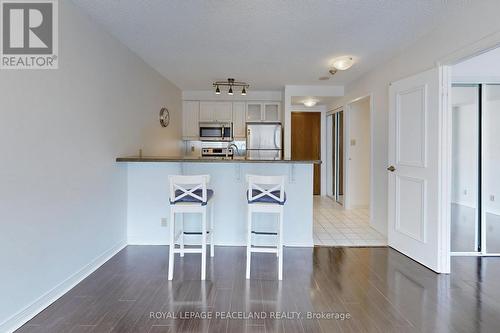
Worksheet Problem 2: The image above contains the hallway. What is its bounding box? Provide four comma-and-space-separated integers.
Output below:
313, 196, 386, 246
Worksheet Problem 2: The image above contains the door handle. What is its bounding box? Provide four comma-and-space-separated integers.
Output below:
387, 165, 396, 172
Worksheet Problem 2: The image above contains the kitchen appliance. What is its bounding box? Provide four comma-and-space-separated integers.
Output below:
201, 147, 233, 157
246, 123, 282, 160
199, 122, 233, 141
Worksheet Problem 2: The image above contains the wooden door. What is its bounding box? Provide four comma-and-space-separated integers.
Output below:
291, 112, 321, 195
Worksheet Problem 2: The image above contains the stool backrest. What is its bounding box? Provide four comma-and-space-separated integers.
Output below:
246, 174, 285, 203
169, 175, 210, 203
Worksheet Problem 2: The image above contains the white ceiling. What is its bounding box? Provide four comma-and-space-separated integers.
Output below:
72, 0, 465, 90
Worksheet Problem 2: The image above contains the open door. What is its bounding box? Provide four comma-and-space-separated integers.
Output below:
388, 67, 450, 273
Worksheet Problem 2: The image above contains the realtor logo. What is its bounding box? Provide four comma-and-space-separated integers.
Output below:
1, 0, 58, 69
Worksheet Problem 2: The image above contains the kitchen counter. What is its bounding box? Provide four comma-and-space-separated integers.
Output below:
121, 156, 314, 247
116, 155, 320, 164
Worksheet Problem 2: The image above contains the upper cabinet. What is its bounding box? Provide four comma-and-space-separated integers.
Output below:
199, 101, 233, 122
232, 102, 246, 139
246, 102, 281, 122
182, 101, 200, 140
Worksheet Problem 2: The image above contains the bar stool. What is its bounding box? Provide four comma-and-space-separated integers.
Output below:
168, 175, 214, 280
245, 174, 286, 280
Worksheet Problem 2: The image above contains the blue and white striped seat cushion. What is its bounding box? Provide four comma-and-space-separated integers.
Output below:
170, 189, 214, 206
247, 189, 286, 205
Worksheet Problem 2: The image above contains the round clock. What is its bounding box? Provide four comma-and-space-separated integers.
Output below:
159, 107, 170, 127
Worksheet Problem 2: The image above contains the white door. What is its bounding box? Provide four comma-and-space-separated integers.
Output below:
388, 67, 450, 273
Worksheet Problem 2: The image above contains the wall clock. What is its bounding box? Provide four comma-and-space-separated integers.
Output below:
159, 107, 170, 127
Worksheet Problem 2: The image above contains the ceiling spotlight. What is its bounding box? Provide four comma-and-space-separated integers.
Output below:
303, 100, 317, 107
213, 78, 249, 95
331, 56, 354, 71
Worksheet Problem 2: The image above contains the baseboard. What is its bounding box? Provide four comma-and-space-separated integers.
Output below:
0, 240, 127, 333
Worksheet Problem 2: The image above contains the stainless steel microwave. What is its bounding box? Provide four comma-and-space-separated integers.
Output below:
199, 122, 233, 141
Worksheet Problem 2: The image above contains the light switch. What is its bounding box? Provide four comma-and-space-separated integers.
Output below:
490, 195, 495, 202
350, 139, 356, 146
161, 218, 168, 227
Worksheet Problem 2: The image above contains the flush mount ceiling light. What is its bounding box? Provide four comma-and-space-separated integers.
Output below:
331, 56, 354, 71
213, 78, 249, 96
319, 56, 355, 80
303, 100, 318, 107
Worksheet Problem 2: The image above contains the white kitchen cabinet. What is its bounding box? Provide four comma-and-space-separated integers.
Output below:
199, 101, 232, 122
246, 102, 281, 122
232, 102, 246, 139
199, 101, 216, 122
182, 101, 200, 139
214, 102, 233, 122
264, 103, 280, 122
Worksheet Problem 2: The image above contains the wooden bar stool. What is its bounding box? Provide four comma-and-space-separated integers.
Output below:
245, 174, 286, 280
168, 175, 214, 280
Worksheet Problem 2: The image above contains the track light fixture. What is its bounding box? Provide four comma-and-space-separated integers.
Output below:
213, 78, 249, 96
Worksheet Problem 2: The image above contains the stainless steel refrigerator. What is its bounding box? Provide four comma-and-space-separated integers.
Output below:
246, 123, 282, 160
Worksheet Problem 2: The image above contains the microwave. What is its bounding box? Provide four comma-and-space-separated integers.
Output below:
199, 122, 233, 141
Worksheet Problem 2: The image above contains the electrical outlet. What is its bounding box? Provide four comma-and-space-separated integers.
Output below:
191, 145, 195, 152
463, 189, 467, 196
490, 195, 495, 202
161, 218, 168, 227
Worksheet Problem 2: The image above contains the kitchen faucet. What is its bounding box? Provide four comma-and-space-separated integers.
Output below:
227, 143, 240, 158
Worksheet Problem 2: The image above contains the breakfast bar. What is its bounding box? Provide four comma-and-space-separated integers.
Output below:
117, 156, 319, 247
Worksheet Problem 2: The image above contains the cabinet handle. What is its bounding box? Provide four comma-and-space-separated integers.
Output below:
387, 165, 396, 172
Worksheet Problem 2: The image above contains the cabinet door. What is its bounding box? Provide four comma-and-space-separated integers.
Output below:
199, 101, 216, 122
264, 103, 280, 122
182, 101, 199, 139
215, 102, 233, 122
232, 102, 246, 138
246, 103, 262, 121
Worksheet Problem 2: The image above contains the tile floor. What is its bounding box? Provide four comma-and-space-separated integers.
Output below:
313, 196, 387, 246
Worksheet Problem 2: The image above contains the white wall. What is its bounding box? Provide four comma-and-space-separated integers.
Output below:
453, 46, 500, 82
0, 1, 182, 331
329, 0, 500, 235
347, 98, 371, 208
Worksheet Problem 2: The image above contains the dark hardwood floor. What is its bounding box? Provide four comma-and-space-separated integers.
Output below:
17, 246, 500, 333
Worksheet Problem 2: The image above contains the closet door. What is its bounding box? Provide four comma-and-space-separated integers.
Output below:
482, 85, 500, 254
450, 85, 480, 253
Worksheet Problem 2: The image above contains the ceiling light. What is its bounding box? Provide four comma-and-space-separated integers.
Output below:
331, 56, 354, 71
213, 78, 249, 96
303, 100, 317, 107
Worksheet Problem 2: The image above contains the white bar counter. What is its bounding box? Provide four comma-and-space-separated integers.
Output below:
117, 156, 318, 247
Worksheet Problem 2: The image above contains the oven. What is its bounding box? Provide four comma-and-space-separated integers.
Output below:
199, 122, 233, 141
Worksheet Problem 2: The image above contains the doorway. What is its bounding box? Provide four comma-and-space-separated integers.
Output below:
327, 110, 344, 204
291, 112, 321, 195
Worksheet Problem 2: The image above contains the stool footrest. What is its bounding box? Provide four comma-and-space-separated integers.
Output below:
249, 246, 279, 253
251, 231, 278, 235
183, 231, 211, 235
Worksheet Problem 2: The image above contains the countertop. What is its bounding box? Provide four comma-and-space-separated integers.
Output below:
116, 156, 321, 164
